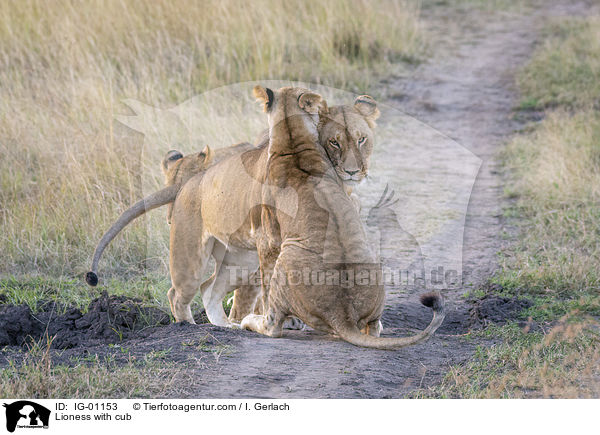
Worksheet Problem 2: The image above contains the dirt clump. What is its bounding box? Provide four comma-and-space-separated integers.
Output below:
0, 292, 171, 349
0, 304, 44, 346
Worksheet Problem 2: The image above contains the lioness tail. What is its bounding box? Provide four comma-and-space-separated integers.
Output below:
335, 291, 445, 350
86, 184, 179, 286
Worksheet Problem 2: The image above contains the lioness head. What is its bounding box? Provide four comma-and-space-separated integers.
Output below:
161, 145, 214, 187
318, 95, 380, 185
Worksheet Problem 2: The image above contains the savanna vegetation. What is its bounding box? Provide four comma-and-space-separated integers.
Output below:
415, 16, 600, 398
0, 0, 424, 398
0, 0, 423, 280
1, 1, 598, 399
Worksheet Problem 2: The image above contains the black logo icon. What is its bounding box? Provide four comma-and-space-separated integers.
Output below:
3, 401, 50, 433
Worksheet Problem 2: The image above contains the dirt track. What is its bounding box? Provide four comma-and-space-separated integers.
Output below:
0, 0, 592, 398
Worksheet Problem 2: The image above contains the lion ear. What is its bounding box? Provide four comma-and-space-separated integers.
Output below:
200, 144, 214, 165
318, 99, 329, 117
298, 92, 323, 114
354, 95, 380, 127
253, 85, 274, 112
162, 149, 183, 174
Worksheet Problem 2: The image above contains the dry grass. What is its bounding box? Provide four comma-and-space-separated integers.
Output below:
0, 336, 178, 398
0, 0, 423, 277
500, 110, 600, 296
518, 17, 600, 109
414, 317, 600, 398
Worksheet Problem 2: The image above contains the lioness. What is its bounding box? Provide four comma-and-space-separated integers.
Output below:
87, 96, 381, 323
169, 85, 444, 349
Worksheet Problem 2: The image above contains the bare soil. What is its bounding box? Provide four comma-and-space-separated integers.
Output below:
0, 0, 592, 398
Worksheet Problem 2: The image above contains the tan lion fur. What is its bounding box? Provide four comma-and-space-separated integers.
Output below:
168, 86, 445, 349
86, 142, 254, 285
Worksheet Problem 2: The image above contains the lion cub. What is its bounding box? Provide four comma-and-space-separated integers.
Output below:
86, 142, 253, 287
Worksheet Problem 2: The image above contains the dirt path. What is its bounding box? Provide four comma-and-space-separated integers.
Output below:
166, 2, 578, 398
2, 0, 592, 398
181, 1, 595, 399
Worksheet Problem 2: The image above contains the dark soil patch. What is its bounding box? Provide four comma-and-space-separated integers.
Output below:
469, 296, 533, 328
0, 292, 171, 349
0, 290, 527, 353
382, 297, 472, 335
381, 294, 533, 336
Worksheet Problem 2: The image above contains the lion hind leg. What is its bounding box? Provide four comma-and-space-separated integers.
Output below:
365, 319, 383, 337
169, 230, 215, 324
168, 282, 198, 324
202, 245, 259, 328
202, 270, 235, 327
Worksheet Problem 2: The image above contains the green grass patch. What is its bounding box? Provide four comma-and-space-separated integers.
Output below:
0, 274, 173, 314
420, 14, 600, 398
498, 110, 600, 301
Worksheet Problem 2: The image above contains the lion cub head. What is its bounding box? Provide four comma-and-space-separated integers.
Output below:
161, 146, 214, 224
318, 95, 380, 185
161, 145, 214, 188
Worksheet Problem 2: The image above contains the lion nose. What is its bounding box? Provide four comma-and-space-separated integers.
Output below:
345, 169, 359, 176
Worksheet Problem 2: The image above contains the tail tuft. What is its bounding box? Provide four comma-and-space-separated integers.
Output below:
85, 271, 98, 287
419, 291, 442, 310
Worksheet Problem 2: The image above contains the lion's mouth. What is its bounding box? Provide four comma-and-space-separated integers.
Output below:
334, 166, 366, 184
340, 174, 365, 184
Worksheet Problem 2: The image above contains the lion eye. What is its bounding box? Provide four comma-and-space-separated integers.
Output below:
358, 136, 366, 146
329, 139, 340, 150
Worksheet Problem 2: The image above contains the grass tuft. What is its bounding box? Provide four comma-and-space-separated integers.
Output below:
518, 17, 600, 109
0, 335, 179, 398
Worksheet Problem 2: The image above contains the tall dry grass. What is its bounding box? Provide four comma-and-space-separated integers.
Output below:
0, 0, 423, 277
